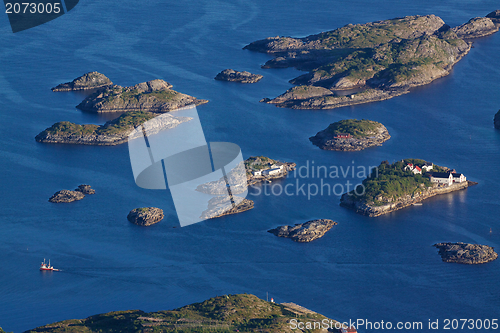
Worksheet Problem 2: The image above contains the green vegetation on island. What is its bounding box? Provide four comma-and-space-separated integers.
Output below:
349, 159, 446, 206
25, 294, 336, 333
324, 119, 380, 138
35, 111, 155, 144
245, 12, 500, 109
76, 79, 208, 113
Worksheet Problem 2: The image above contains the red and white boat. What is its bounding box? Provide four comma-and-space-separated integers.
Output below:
40, 259, 59, 271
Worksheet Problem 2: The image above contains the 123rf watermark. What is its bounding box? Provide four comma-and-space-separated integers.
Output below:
290, 318, 499, 331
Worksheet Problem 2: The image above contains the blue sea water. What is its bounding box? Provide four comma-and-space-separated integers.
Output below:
0, 0, 499, 332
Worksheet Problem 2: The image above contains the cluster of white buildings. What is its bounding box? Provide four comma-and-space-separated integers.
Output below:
404, 162, 467, 187
252, 164, 284, 177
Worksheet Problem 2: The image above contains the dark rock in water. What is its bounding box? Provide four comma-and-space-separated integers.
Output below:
75, 184, 95, 195
486, 10, 500, 23
434, 242, 498, 264
494, 110, 500, 129
268, 219, 337, 242
127, 207, 164, 226
214, 69, 263, 83
49, 190, 85, 203
52, 71, 113, 91
452, 17, 499, 38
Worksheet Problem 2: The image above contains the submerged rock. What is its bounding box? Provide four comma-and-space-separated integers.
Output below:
127, 207, 164, 226
52, 72, 113, 91
49, 190, 85, 203
214, 69, 263, 83
268, 219, 337, 242
74, 184, 95, 195
434, 242, 498, 264
494, 110, 500, 129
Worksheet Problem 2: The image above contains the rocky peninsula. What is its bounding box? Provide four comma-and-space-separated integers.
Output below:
51, 71, 113, 92
268, 219, 337, 242
215, 69, 263, 83
76, 79, 208, 113
434, 242, 498, 264
245, 11, 499, 109
35, 111, 191, 145
24, 294, 337, 333
310, 119, 390, 151
340, 159, 475, 217
127, 207, 164, 226
494, 110, 500, 129
200, 196, 254, 220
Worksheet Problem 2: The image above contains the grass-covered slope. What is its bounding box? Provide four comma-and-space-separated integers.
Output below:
348, 159, 448, 206
76, 79, 208, 113
25, 294, 335, 333
323, 119, 380, 138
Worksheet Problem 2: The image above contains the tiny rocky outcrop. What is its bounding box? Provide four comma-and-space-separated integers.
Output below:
434, 242, 498, 264
74, 184, 95, 195
452, 17, 499, 38
52, 72, 113, 91
49, 190, 85, 203
214, 69, 263, 83
127, 207, 164, 226
76, 79, 208, 113
268, 219, 337, 242
310, 119, 390, 151
494, 110, 500, 129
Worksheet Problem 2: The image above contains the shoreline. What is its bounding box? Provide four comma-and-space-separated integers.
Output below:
340, 181, 475, 217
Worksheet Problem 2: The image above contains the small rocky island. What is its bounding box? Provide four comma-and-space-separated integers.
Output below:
76, 79, 208, 113
24, 294, 338, 333
244, 11, 499, 109
434, 242, 498, 264
200, 196, 254, 220
127, 207, 164, 226
35, 111, 191, 146
214, 69, 263, 83
494, 110, 500, 129
310, 119, 390, 151
340, 159, 475, 217
268, 219, 337, 242
51, 71, 113, 91
49, 184, 95, 203
196, 156, 296, 195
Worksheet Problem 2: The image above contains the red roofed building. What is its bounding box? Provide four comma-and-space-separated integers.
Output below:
340, 327, 357, 333
335, 133, 351, 139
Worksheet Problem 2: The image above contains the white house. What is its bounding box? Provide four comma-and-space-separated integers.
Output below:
263, 168, 281, 176
252, 170, 262, 176
429, 172, 453, 186
270, 164, 284, 170
422, 162, 433, 172
452, 173, 466, 183
404, 163, 422, 174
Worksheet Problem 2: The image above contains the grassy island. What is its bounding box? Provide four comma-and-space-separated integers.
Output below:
349, 159, 448, 206
25, 294, 335, 333
37, 111, 155, 140
324, 119, 380, 138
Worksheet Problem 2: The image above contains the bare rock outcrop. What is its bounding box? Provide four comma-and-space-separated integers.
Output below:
452, 17, 499, 38
215, 69, 263, 83
52, 72, 113, 91
268, 219, 337, 242
434, 242, 498, 264
127, 207, 164, 226
49, 190, 85, 203
75, 184, 95, 195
